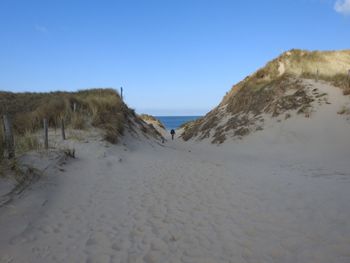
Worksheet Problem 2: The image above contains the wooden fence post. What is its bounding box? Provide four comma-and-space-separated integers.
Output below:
348, 69, 350, 88
3, 114, 15, 159
73, 103, 77, 113
316, 68, 319, 82
43, 118, 48, 150
120, 87, 123, 101
61, 118, 66, 140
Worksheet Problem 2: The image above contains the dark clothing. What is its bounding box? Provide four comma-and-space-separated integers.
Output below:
170, 129, 175, 140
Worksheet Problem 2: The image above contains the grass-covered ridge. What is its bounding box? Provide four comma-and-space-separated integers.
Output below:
0, 89, 131, 144
182, 49, 350, 143
0, 89, 165, 180
222, 49, 350, 105
222, 49, 350, 115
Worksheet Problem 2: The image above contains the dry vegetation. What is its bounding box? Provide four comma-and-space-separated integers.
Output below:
0, 89, 144, 168
0, 89, 129, 143
139, 114, 166, 129
14, 132, 41, 155
182, 76, 315, 143
131, 114, 164, 141
0, 89, 162, 179
221, 49, 350, 106
224, 76, 313, 116
182, 49, 350, 143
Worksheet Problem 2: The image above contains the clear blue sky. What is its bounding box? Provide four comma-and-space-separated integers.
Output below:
0, 0, 349, 115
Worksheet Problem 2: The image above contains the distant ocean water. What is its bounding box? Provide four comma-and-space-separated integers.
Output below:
155, 116, 202, 130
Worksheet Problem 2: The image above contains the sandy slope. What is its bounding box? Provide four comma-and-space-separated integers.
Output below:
1, 96, 350, 263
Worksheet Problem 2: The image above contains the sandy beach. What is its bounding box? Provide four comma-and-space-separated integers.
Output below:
1, 109, 350, 263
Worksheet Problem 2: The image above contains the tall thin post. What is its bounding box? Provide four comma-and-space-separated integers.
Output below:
316, 68, 319, 82
61, 118, 66, 140
120, 87, 123, 101
73, 103, 77, 113
43, 118, 48, 150
3, 114, 15, 159
348, 69, 350, 88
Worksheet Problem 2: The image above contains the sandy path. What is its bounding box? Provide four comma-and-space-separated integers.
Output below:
1, 134, 350, 263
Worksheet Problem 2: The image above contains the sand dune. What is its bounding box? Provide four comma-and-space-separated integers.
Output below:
1, 117, 350, 263
1, 49, 350, 262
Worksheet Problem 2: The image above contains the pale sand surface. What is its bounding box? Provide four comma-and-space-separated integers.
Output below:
1, 81, 350, 263
1, 135, 350, 263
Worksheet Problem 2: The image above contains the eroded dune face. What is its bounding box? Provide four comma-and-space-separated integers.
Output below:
181, 49, 350, 144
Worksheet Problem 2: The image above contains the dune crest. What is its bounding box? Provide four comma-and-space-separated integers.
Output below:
181, 49, 350, 144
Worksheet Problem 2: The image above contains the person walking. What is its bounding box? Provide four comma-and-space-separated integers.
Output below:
170, 129, 175, 140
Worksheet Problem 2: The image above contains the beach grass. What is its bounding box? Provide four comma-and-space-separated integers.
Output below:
181, 49, 350, 142
0, 88, 132, 169
0, 89, 127, 143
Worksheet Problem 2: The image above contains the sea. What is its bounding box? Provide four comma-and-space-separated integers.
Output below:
155, 116, 202, 131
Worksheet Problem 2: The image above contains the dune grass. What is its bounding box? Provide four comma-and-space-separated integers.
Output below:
139, 114, 166, 129
182, 49, 350, 142
0, 89, 128, 148
15, 132, 41, 155
0, 89, 129, 176
221, 49, 350, 116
